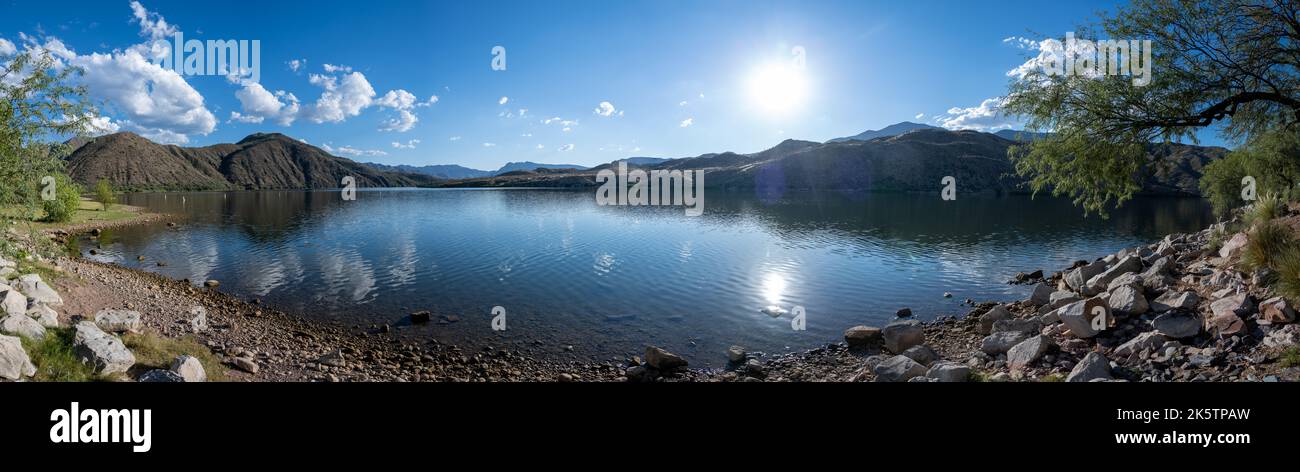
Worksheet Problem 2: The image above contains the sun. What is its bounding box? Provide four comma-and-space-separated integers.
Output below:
747, 63, 808, 114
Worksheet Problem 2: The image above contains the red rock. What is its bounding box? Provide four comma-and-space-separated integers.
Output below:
1259, 297, 1296, 324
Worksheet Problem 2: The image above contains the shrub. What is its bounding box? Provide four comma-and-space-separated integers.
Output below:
1201, 130, 1300, 216
94, 179, 116, 211
1273, 247, 1300, 304
40, 173, 81, 223
1242, 218, 1295, 272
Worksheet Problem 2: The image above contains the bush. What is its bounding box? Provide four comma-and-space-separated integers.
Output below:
1242, 219, 1295, 272
1273, 247, 1300, 304
94, 179, 116, 211
1200, 130, 1300, 216
40, 173, 81, 223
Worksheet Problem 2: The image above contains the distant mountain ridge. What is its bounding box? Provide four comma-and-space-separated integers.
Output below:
826, 121, 942, 143
64, 132, 439, 191
364, 161, 591, 179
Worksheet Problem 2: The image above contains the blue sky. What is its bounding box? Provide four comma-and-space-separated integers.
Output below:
5, 0, 1216, 170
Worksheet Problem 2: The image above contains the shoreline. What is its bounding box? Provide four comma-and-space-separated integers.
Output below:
10, 199, 1299, 382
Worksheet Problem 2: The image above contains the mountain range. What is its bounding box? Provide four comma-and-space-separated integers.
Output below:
63, 122, 1226, 196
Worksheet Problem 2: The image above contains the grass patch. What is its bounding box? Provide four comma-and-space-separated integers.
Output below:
1246, 193, 1284, 228
969, 370, 991, 382
1207, 225, 1228, 254
122, 332, 228, 382
1242, 218, 1296, 272
2, 200, 145, 232
1273, 248, 1300, 303
19, 327, 99, 382
1037, 373, 1065, 382
1280, 347, 1300, 369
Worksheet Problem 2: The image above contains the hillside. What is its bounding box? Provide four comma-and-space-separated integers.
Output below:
64, 132, 439, 190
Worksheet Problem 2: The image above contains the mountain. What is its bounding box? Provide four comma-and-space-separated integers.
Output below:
826, 121, 942, 143
64, 132, 439, 191
622, 157, 669, 166
365, 162, 493, 179
994, 129, 1052, 142
494, 161, 589, 175
440, 128, 1226, 196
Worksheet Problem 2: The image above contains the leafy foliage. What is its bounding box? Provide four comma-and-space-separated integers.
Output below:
41, 173, 82, 222
1201, 130, 1300, 215
94, 179, 116, 211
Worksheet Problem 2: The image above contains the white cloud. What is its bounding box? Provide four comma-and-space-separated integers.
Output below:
85, 114, 120, 135
391, 139, 420, 149
562, 127, 572, 132
234, 82, 299, 126
0, 38, 15, 56
535, 144, 544, 150
323, 143, 386, 157
419, 95, 439, 107
228, 111, 263, 124
449, 136, 461, 141
498, 96, 508, 105
915, 113, 925, 120
558, 143, 574, 151
594, 101, 619, 117
938, 97, 1018, 131
680, 118, 693, 128
303, 71, 376, 123
1003, 36, 1038, 50
376, 89, 417, 110
482, 142, 496, 147
322, 63, 352, 73
521, 133, 532, 137
287, 59, 305, 72
74, 47, 217, 141
378, 109, 417, 132
128, 1, 176, 42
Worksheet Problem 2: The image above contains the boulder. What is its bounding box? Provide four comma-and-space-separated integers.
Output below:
1065, 260, 1107, 292
1106, 272, 1143, 293
1108, 285, 1149, 316
644, 346, 687, 370
189, 307, 208, 333
980, 331, 1032, 354
1219, 232, 1248, 259
1049, 291, 1081, 309
171, 355, 207, 382
26, 304, 59, 327
1027, 283, 1053, 306
1207, 313, 1246, 337
1113, 331, 1168, 357
1085, 255, 1143, 295
843, 326, 882, 348
1209, 293, 1254, 318
0, 334, 36, 380
138, 369, 185, 382
926, 361, 971, 382
1067, 352, 1112, 382
93, 309, 142, 334
73, 321, 135, 375
0, 314, 45, 340
978, 305, 1013, 335
16, 274, 62, 306
991, 318, 1042, 335
1263, 324, 1300, 348
900, 344, 938, 366
0, 287, 24, 317
895, 307, 913, 318
1007, 335, 1054, 371
1058, 298, 1110, 338
882, 320, 924, 354
726, 345, 747, 363
1153, 313, 1202, 339
873, 355, 927, 382
1150, 291, 1199, 312
1259, 296, 1296, 324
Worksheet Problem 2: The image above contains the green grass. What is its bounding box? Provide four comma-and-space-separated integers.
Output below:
969, 370, 991, 382
1037, 373, 1065, 382
1281, 347, 1300, 368
1246, 193, 1284, 228
1242, 219, 1295, 272
2, 199, 144, 232
122, 332, 228, 382
19, 328, 99, 382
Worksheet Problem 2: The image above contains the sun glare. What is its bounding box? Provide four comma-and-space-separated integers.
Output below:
748, 63, 808, 114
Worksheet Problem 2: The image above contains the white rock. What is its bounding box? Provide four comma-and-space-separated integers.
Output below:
25, 304, 58, 328
16, 274, 62, 306
93, 309, 142, 334
1058, 298, 1109, 338
977, 305, 1012, 335
925, 361, 971, 382
1067, 352, 1112, 382
873, 355, 927, 382
1007, 335, 1054, 371
0, 314, 45, 340
1027, 283, 1053, 306
0, 288, 25, 317
1109, 285, 1149, 316
0, 334, 36, 380
1150, 291, 1199, 312
73, 321, 135, 375
170, 355, 207, 382
882, 320, 924, 354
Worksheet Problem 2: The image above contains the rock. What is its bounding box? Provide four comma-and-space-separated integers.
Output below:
1210, 293, 1254, 318
1207, 313, 1246, 337
1085, 255, 1143, 295
726, 345, 747, 363
990, 372, 1011, 382
0, 287, 24, 316
977, 305, 1012, 335
1153, 313, 1202, 339
1108, 285, 1149, 316
318, 350, 347, 367
1150, 291, 1199, 312
1007, 335, 1054, 371
843, 326, 882, 348
1260, 296, 1296, 324
1106, 272, 1143, 293
230, 357, 259, 374
900, 344, 938, 366
895, 307, 913, 317
981, 331, 1032, 354
73, 321, 135, 375
925, 361, 971, 382
873, 355, 927, 382
1219, 232, 1248, 259
992, 318, 1042, 335
0, 334, 36, 380
16, 274, 62, 306
744, 359, 765, 377
625, 365, 648, 382
1065, 260, 1107, 292
1058, 298, 1110, 338
138, 369, 185, 382
93, 309, 142, 334
1144, 256, 1173, 276
1263, 324, 1300, 348
26, 304, 58, 327
881, 320, 924, 353
0, 257, 13, 268
1028, 283, 1053, 306
409, 311, 431, 323
170, 355, 207, 382
204, 279, 220, 288
189, 307, 207, 333
0, 314, 46, 340
644, 346, 687, 370
1049, 291, 1081, 308
1067, 352, 1112, 382
1114, 331, 1168, 358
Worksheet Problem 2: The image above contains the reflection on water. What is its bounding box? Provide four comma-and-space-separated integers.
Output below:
86, 189, 1215, 366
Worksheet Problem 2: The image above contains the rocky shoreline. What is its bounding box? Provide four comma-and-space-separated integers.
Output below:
4, 203, 1299, 382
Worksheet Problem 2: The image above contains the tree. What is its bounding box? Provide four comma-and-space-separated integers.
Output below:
1, 49, 94, 219
1003, 0, 1300, 215
95, 179, 116, 211
42, 173, 82, 222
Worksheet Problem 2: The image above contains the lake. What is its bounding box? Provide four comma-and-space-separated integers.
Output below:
81, 189, 1214, 367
